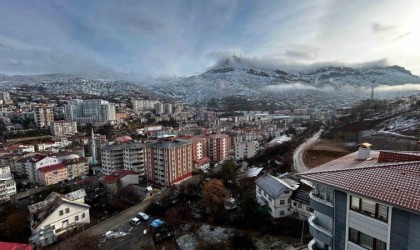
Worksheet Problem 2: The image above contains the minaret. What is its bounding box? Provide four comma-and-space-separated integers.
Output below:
91, 127, 96, 164
371, 81, 375, 100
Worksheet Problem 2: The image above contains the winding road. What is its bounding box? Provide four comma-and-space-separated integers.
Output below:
293, 129, 323, 173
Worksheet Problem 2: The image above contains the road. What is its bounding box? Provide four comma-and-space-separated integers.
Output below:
293, 129, 323, 173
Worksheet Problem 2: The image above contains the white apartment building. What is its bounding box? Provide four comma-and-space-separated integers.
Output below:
26, 155, 61, 183
0, 166, 17, 203
132, 99, 160, 114
34, 106, 54, 128
235, 140, 259, 160
50, 121, 78, 136
65, 99, 116, 123
101, 142, 147, 176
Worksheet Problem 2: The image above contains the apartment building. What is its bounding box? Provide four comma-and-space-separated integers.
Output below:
197, 134, 230, 163
50, 120, 78, 136
34, 106, 54, 128
0, 166, 17, 203
235, 140, 259, 160
131, 99, 160, 114
62, 158, 89, 179
101, 142, 146, 176
65, 99, 116, 123
299, 146, 420, 250
37, 163, 68, 186
26, 154, 61, 183
146, 139, 193, 186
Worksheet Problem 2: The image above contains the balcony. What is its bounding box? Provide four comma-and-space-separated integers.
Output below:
309, 191, 334, 217
308, 215, 332, 247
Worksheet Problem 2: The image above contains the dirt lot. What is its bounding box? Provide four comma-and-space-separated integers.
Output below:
303, 139, 350, 168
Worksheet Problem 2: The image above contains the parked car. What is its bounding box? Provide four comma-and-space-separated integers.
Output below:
137, 212, 150, 221
130, 217, 141, 226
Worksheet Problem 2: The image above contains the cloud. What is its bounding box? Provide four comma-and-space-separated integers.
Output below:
375, 83, 420, 92
285, 50, 318, 60
392, 31, 413, 42
372, 22, 394, 33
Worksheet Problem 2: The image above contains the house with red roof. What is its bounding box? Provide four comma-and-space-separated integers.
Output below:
299, 145, 420, 250
103, 170, 139, 195
0, 241, 33, 250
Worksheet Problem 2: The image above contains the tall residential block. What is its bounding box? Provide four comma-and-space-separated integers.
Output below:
101, 142, 146, 176
65, 99, 116, 123
50, 121, 78, 136
0, 166, 17, 203
34, 106, 54, 128
197, 134, 230, 163
146, 139, 193, 186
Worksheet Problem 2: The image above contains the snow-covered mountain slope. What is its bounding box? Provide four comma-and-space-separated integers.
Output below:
144, 57, 420, 104
1, 57, 419, 105
0, 74, 157, 99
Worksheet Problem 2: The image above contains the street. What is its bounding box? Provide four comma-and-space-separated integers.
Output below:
293, 129, 323, 173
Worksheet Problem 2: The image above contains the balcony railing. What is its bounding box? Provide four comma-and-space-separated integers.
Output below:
309, 191, 333, 207
308, 215, 332, 246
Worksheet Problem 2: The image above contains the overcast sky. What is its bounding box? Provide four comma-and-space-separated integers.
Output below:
1, 0, 419, 79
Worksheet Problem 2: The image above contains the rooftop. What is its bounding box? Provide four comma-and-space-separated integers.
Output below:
148, 139, 192, 149
104, 170, 138, 184
255, 175, 299, 199
38, 163, 66, 173
0, 241, 33, 250
102, 142, 146, 151
299, 150, 420, 213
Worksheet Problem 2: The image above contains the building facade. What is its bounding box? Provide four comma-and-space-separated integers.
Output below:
299, 148, 420, 250
235, 140, 259, 160
37, 163, 68, 186
198, 134, 230, 163
50, 121, 78, 136
101, 142, 147, 176
34, 107, 54, 128
0, 166, 17, 203
255, 175, 300, 218
146, 139, 193, 186
65, 99, 116, 123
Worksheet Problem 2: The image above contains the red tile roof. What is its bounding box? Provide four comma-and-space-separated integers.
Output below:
300, 151, 420, 213
0, 241, 33, 250
194, 157, 210, 165
38, 163, 66, 173
31, 154, 47, 162
104, 170, 138, 184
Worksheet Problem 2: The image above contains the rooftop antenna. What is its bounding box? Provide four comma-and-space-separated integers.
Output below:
371, 81, 375, 100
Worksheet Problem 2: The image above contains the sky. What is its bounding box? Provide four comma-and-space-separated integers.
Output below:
1, 0, 420, 80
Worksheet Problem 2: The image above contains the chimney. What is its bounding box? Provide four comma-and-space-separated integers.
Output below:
357, 143, 372, 160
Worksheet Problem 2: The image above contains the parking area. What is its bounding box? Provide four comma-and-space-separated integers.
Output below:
99, 215, 156, 250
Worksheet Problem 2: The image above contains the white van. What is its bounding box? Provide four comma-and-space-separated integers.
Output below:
130, 217, 141, 226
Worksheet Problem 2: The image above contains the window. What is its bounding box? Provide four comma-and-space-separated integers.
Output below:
350, 195, 388, 222
348, 227, 386, 250
280, 200, 285, 205
75, 215, 79, 221
65, 208, 70, 213
280, 211, 285, 216
293, 202, 297, 206
284, 190, 290, 194
59, 210, 63, 216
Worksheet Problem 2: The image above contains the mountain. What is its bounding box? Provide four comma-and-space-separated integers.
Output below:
143, 56, 420, 105
1, 57, 419, 107
0, 74, 157, 99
